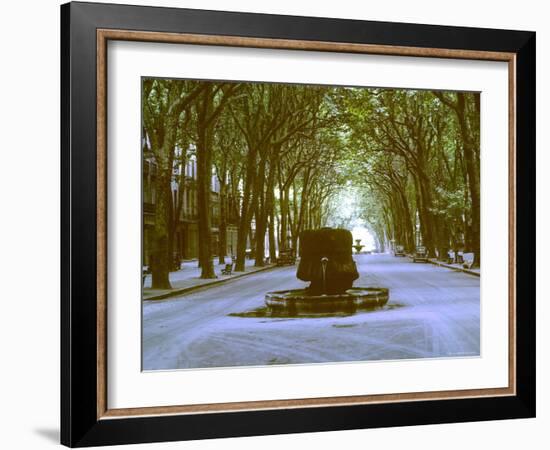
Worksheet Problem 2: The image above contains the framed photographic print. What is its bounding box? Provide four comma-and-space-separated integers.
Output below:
61, 1, 536, 447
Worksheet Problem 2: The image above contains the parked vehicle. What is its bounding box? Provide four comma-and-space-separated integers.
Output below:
394, 245, 405, 257
413, 245, 429, 263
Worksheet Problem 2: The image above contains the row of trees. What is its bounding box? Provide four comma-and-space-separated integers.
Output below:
143, 80, 481, 289
340, 88, 480, 265
142, 80, 346, 288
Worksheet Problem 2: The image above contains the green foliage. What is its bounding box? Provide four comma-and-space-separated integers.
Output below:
142, 78, 480, 267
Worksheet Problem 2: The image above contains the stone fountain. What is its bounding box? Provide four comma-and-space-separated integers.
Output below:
353, 238, 364, 254
265, 228, 389, 314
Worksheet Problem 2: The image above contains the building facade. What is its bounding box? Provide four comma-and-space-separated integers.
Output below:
143, 151, 239, 266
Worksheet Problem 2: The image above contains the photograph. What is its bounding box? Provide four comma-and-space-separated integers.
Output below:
56, 1, 536, 446
141, 78, 481, 370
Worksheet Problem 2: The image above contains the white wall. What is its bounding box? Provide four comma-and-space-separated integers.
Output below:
0, 0, 546, 449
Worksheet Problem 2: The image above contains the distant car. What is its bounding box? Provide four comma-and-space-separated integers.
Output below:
394, 245, 405, 257
413, 245, 429, 263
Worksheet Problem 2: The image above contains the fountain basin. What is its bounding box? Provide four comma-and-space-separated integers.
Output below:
265, 287, 389, 314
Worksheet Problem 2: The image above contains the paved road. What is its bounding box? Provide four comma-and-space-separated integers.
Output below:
142, 253, 480, 370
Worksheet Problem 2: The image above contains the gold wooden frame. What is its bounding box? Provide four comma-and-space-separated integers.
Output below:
96, 29, 516, 420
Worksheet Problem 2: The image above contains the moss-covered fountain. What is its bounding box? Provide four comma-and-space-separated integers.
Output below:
265, 228, 389, 315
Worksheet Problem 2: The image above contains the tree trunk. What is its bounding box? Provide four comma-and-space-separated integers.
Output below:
290, 181, 300, 251
279, 186, 289, 250
170, 152, 187, 264
457, 93, 481, 267
150, 114, 179, 289
268, 206, 277, 262
218, 181, 227, 265
398, 188, 414, 253
235, 148, 257, 271
151, 171, 173, 289
253, 154, 268, 266
196, 90, 216, 279
415, 171, 437, 256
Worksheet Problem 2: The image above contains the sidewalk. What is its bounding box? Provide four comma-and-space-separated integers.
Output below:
143, 259, 278, 301
427, 259, 480, 277
407, 253, 481, 277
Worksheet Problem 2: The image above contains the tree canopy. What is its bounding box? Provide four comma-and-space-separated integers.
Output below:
142, 78, 480, 288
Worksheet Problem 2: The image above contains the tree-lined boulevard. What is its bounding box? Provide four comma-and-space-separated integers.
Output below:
142, 80, 481, 289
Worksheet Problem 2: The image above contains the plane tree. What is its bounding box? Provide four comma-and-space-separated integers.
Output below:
142, 79, 206, 288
